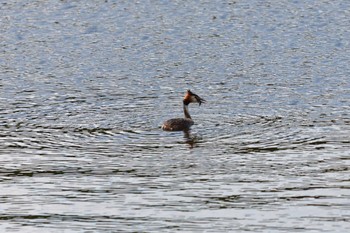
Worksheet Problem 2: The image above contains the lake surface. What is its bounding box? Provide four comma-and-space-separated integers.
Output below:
1, 0, 349, 232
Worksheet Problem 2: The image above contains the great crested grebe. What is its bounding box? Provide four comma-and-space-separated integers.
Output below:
162, 90, 206, 131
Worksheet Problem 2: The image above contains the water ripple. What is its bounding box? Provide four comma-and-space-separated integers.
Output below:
1, 0, 350, 232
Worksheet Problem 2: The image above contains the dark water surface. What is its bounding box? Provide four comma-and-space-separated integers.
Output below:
1, 0, 349, 232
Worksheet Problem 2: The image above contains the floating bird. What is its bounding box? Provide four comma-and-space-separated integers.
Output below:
162, 90, 206, 131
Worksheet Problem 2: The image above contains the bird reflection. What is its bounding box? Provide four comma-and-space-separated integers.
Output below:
183, 130, 201, 149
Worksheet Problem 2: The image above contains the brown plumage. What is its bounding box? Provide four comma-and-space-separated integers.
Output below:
162, 90, 206, 131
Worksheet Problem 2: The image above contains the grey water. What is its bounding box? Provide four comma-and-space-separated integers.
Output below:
1, 0, 349, 232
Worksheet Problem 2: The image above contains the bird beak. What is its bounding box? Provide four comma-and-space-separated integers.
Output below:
193, 93, 206, 106
195, 95, 207, 106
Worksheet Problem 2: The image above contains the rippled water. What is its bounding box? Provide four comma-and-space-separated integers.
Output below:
1, 0, 349, 232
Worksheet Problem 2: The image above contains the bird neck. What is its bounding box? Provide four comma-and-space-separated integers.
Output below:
183, 103, 191, 119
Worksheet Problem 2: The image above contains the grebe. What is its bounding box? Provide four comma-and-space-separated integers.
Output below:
162, 90, 206, 131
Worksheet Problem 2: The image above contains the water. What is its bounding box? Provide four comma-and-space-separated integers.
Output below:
1, 0, 349, 232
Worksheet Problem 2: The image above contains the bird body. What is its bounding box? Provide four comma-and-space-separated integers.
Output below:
161, 118, 194, 131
